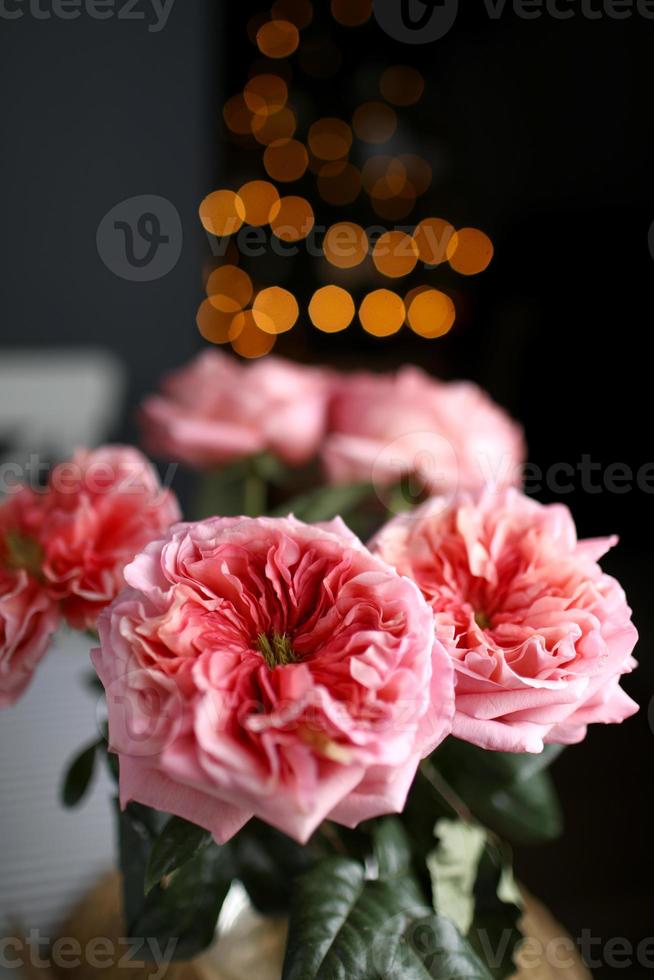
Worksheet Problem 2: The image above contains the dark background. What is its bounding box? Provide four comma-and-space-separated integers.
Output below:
1, 1, 652, 975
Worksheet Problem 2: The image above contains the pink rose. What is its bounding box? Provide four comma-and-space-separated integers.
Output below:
0, 490, 60, 707
140, 351, 332, 468
92, 515, 454, 843
40, 446, 181, 630
372, 489, 638, 753
323, 367, 525, 498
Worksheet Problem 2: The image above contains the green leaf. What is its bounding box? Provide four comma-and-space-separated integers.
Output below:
371, 817, 413, 878
231, 819, 320, 915
116, 802, 233, 960
467, 845, 522, 980
282, 852, 493, 979
426, 820, 522, 979
61, 740, 98, 807
132, 843, 232, 960
428, 820, 487, 934
430, 739, 563, 844
271, 482, 373, 523
144, 815, 212, 895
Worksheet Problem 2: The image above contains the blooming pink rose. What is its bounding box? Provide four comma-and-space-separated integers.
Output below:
323, 367, 525, 497
40, 447, 181, 630
372, 489, 638, 753
0, 490, 60, 707
140, 351, 332, 468
92, 515, 454, 843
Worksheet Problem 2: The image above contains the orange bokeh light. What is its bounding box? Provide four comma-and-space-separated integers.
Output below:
243, 74, 288, 116
252, 286, 299, 334
223, 94, 254, 136
264, 138, 309, 182
309, 285, 355, 332
447, 227, 494, 275
237, 180, 280, 226
199, 189, 246, 237
206, 265, 253, 313
230, 310, 277, 358
323, 222, 368, 269
196, 299, 235, 345
331, 0, 371, 26
372, 230, 419, 278
308, 117, 352, 161
359, 289, 405, 336
317, 162, 361, 205
406, 288, 456, 338
251, 105, 297, 145
413, 217, 456, 266
269, 195, 315, 241
256, 19, 299, 59
379, 65, 425, 106
353, 102, 397, 144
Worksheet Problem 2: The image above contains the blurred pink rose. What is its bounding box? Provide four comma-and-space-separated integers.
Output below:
372, 489, 638, 753
92, 515, 454, 843
140, 351, 332, 468
0, 490, 60, 707
323, 367, 525, 497
40, 446, 181, 630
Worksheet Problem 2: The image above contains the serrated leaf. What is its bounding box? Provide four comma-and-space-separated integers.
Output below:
144, 815, 212, 894
272, 482, 373, 523
61, 740, 98, 807
282, 856, 493, 980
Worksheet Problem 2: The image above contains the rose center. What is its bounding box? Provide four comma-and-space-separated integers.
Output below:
2, 530, 44, 579
257, 631, 298, 669
474, 609, 492, 630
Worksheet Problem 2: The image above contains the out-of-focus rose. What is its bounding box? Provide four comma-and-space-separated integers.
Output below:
40, 446, 181, 630
92, 515, 454, 843
323, 367, 525, 499
372, 489, 638, 753
0, 490, 60, 707
140, 351, 332, 468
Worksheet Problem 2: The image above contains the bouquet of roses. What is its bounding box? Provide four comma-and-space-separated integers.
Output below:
0, 351, 638, 979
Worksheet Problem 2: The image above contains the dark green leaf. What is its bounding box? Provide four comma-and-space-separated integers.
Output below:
467, 846, 522, 980
431, 739, 563, 844
231, 819, 320, 915
371, 817, 413, 878
116, 802, 233, 961
61, 740, 98, 807
145, 815, 212, 895
132, 844, 232, 960
282, 854, 492, 979
271, 482, 373, 523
